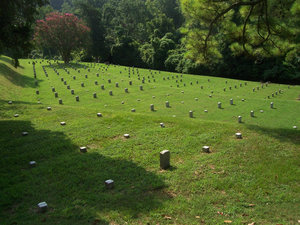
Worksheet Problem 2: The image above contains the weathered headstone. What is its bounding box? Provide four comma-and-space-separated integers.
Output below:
59, 99, 63, 104
29, 161, 36, 167
202, 146, 210, 153
189, 110, 193, 118
238, 116, 242, 123
76, 96, 79, 101
235, 133, 242, 139
250, 110, 254, 117
97, 113, 102, 117
105, 179, 114, 189
109, 90, 113, 96
230, 99, 233, 105
218, 102, 222, 109
36, 90, 39, 95
81, 82, 84, 87
270, 102, 274, 108
139, 85, 143, 91
160, 123, 165, 128
150, 104, 155, 111
80, 146, 87, 153
93, 93, 97, 98
165, 101, 170, 108
124, 134, 130, 138
37, 202, 48, 213
160, 150, 170, 169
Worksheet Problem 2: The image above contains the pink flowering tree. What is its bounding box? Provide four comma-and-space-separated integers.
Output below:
34, 12, 90, 63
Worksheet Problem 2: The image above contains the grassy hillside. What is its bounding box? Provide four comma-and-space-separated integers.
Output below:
0, 55, 299, 225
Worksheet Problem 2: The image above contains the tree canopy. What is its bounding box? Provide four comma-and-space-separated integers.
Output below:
34, 12, 90, 63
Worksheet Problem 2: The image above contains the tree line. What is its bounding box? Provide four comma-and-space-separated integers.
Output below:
1, 0, 299, 83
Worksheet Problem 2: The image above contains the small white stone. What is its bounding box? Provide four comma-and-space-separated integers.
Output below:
105, 179, 114, 189
235, 132, 242, 139
37, 202, 48, 212
29, 161, 36, 167
202, 146, 210, 153
80, 147, 87, 153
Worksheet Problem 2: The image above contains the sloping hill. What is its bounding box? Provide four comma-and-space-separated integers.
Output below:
1, 56, 299, 224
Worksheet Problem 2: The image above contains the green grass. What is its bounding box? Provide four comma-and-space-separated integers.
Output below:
0, 55, 299, 225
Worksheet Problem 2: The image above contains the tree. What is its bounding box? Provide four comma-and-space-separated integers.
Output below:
180, 0, 299, 64
34, 12, 90, 63
0, 0, 48, 67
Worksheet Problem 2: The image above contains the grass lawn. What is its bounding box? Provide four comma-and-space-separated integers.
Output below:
0, 55, 299, 224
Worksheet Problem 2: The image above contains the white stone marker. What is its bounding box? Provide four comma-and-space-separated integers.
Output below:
29, 161, 36, 167
270, 102, 274, 109
160, 123, 165, 128
204, 110, 208, 113
52, 87, 55, 92
76, 96, 79, 101
73, 76, 76, 80
67, 85, 70, 89
165, 101, 170, 108
131, 108, 136, 112
230, 99, 233, 105
115, 82, 119, 87
54, 92, 58, 98
189, 110, 193, 118
124, 134, 130, 138
71, 89, 75, 95
95, 81, 98, 85
160, 150, 170, 169
125, 88, 128, 93
195, 98, 198, 101
238, 116, 242, 123
58, 99, 63, 104
101, 84, 104, 90
202, 146, 210, 153
80, 147, 87, 153
8, 100, 12, 104
97, 113, 102, 117
218, 102, 222, 109
85, 74, 88, 78
47, 107, 52, 111
36, 90, 39, 95
81, 82, 84, 87
105, 179, 114, 189
22, 131, 28, 136
235, 132, 242, 139
293, 126, 297, 129
14, 114, 19, 117
260, 110, 264, 113
60, 122, 66, 126
109, 90, 113, 96
250, 110, 254, 117
150, 104, 155, 111
93, 93, 97, 98
140, 85, 143, 91
37, 202, 48, 213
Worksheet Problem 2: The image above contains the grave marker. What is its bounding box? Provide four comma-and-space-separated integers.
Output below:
160, 150, 170, 169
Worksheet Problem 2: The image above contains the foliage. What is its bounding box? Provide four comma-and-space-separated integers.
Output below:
180, 0, 299, 64
0, 0, 48, 67
34, 12, 90, 63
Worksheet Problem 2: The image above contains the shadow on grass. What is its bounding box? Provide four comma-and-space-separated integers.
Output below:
0, 62, 39, 88
0, 99, 39, 118
0, 120, 167, 225
246, 124, 300, 145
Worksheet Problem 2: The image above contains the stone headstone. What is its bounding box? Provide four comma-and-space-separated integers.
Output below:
230, 99, 233, 105
160, 123, 165, 128
235, 133, 242, 139
76, 96, 79, 101
97, 113, 102, 117
59, 99, 63, 104
150, 104, 155, 111
124, 134, 130, 138
71, 89, 75, 95
93, 93, 97, 98
160, 150, 170, 169
101, 84, 104, 90
95, 81, 98, 85
37, 202, 48, 213
52, 87, 55, 92
14, 114, 19, 117
204, 110, 208, 113
60, 122, 66, 126
238, 116, 242, 123
47, 107, 52, 111
131, 108, 136, 112
218, 102, 222, 109
29, 161, 36, 167
189, 110, 193, 118
67, 85, 70, 89
80, 146, 87, 153
202, 146, 210, 153
250, 110, 254, 117
81, 83, 84, 87
115, 82, 119, 87
109, 90, 113, 96
36, 90, 39, 95
85, 74, 88, 78
165, 101, 170, 108
139, 85, 143, 91
270, 102, 274, 108
105, 179, 114, 189
125, 88, 128, 93
22, 132, 28, 136
54, 92, 58, 98
129, 81, 132, 85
